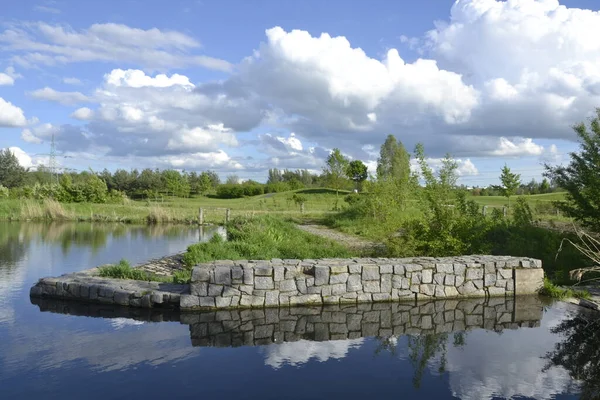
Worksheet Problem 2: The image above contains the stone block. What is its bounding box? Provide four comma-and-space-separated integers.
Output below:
412, 271, 422, 284
434, 273, 445, 286
444, 275, 455, 286
506, 279, 515, 291
200, 297, 216, 307
373, 293, 391, 302
192, 267, 210, 282
436, 263, 453, 274
255, 265, 273, 276
180, 295, 200, 308
216, 297, 232, 308
347, 274, 362, 292
381, 274, 392, 293
265, 291, 279, 306
208, 284, 224, 296
321, 285, 332, 296
231, 266, 244, 282
323, 295, 340, 304
289, 294, 321, 306
515, 268, 544, 294
455, 275, 465, 287
79, 285, 90, 298
420, 284, 435, 296
363, 281, 380, 293
362, 265, 380, 281
191, 282, 208, 296
473, 280, 484, 290
332, 283, 346, 295
379, 264, 393, 274
445, 286, 459, 297
349, 264, 362, 274
405, 264, 423, 272
421, 269, 433, 284
215, 267, 232, 285
255, 277, 274, 290
243, 267, 254, 285
434, 286, 445, 298
315, 266, 330, 286
331, 265, 348, 274
279, 279, 297, 292
485, 273, 497, 287
453, 263, 466, 276
466, 268, 483, 280
296, 278, 307, 294
274, 266, 285, 282
330, 273, 349, 285
457, 281, 477, 296
238, 285, 253, 295
222, 286, 241, 297
394, 265, 405, 275
358, 293, 372, 303
114, 291, 130, 305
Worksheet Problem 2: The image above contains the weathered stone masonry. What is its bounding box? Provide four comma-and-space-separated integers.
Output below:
29, 255, 544, 310
181, 255, 544, 310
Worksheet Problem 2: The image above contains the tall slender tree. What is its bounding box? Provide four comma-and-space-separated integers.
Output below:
499, 164, 521, 208
0, 148, 27, 188
323, 148, 349, 198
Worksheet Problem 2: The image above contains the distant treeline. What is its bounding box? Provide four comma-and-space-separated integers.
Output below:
0, 149, 335, 202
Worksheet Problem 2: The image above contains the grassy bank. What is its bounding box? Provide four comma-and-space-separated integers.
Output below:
0, 188, 347, 224
0, 190, 567, 226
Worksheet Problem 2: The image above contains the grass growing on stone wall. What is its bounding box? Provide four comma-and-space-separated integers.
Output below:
539, 278, 591, 300
98, 259, 172, 283
183, 215, 354, 266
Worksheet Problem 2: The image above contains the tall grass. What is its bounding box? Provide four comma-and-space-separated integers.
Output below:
183, 215, 354, 266
98, 259, 172, 282
20, 199, 71, 220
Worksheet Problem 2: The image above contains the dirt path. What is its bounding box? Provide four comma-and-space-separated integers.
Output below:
296, 224, 385, 255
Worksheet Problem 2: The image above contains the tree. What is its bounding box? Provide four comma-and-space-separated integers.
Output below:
540, 178, 551, 194
0, 148, 27, 188
376, 135, 411, 182
226, 174, 240, 185
197, 172, 213, 195
323, 148, 349, 198
346, 160, 368, 191
545, 109, 600, 232
499, 164, 521, 207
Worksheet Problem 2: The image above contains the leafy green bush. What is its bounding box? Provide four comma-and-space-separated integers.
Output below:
183, 215, 353, 266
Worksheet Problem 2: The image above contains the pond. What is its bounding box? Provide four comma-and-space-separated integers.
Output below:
1, 222, 599, 399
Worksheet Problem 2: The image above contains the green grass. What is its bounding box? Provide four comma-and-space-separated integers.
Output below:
0, 188, 347, 224
183, 214, 355, 266
539, 277, 592, 300
98, 259, 173, 283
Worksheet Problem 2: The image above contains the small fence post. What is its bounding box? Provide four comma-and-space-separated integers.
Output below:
482, 205, 487, 216
199, 208, 204, 225
503, 206, 507, 217
226, 208, 231, 223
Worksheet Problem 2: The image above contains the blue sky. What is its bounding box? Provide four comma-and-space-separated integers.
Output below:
1, 0, 600, 186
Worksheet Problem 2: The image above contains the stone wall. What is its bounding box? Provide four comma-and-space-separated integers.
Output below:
182, 255, 544, 310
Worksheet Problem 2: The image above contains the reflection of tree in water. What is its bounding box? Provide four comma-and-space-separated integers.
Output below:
375, 332, 466, 388
0, 223, 27, 266
545, 311, 600, 400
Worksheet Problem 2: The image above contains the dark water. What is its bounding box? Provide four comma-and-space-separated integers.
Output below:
1, 222, 599, 400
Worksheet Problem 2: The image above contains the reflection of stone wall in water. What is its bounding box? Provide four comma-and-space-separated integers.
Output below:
31, 296, 544, 348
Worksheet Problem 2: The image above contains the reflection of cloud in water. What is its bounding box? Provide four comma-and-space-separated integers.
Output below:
109, 318, 146, 330
443, 304, 580, 400
263, 339, 364, 369
4, 320, 199, 374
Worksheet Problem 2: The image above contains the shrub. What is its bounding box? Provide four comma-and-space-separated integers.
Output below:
98, 259, 171, 282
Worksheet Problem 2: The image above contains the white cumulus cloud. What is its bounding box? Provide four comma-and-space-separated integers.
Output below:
0, 97, 27, 127
29, 87, 90, 105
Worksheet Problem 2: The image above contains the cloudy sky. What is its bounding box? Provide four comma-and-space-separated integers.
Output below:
1, 0, 599, 185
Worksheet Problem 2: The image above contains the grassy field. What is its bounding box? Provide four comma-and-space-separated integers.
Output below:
0, 189, 568, 225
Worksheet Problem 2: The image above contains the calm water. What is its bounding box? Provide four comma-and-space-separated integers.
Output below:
1, 222, 598, 400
